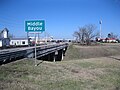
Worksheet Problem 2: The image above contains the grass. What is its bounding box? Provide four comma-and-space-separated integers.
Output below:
0, 57, 120, 90
0, 44, 120, 90
64, 44, 120, 60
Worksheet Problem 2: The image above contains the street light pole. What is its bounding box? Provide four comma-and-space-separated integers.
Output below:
99, 20, 102, 38
44, 31, 47, 43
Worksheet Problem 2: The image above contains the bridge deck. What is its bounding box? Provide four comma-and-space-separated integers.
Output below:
0, 43, 68, 62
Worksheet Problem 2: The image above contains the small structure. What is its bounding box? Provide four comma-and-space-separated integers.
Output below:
0, 28, 9, 38
96, 37, 118, 43
0, 28, 10, 48
10, 38, 28, 46
106, 38, 118, 43
0, 38, 10, 47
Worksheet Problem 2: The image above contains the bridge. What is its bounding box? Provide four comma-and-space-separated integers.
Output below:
0, 43, 68, 63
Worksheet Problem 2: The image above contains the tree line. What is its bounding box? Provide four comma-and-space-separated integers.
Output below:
73, 24, 119, 45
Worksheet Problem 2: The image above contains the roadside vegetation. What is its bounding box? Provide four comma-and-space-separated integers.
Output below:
0, 44, 120, 90
64, 43, 120, 60
0, 57, 120, 90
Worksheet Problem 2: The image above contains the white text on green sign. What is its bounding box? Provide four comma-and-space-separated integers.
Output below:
25, 20, 45, 32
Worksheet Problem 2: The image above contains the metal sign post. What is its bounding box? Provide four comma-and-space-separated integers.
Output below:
27, 32, 30, 47
34, 32, 37, 66
25, 20, 45, 66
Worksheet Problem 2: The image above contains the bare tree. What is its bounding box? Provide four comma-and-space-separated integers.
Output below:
73, 27, 86, 43
73, 31, 81, 42
73, 24, 98, 45
84, 24, 99, 45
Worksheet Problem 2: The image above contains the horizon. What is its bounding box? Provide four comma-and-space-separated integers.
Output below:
0, 0, 120, 39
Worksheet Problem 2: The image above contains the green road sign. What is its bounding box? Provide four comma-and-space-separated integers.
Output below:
25, 20, 45, 32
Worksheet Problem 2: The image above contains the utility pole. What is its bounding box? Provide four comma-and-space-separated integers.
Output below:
44, 31, 47, 43
38, 32, 40, 44
99, 20, 102, 39
27, 32, 29, 46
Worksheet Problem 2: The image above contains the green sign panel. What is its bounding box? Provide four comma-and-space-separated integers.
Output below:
25, 20, 45, 32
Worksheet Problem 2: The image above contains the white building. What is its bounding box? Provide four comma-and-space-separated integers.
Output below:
0, 38, 10, 47
0, 28, 9, 38
10, 38, 28, 46
0, 28, 10, 48
29, 36, 53, 44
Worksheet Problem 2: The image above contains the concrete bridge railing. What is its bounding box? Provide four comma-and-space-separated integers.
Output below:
26, 43, 68, 61
0, 43, 68, 63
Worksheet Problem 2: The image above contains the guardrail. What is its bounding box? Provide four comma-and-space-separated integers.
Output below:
0, 50, 26, 62
26, 43, 68, 58
0, 43, 68, 63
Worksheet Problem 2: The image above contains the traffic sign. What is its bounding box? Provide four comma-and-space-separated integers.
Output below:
25, 20, 45, 66
25, 20, 45, 32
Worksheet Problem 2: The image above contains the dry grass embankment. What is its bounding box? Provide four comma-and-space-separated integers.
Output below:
64, 43, 120, 60
0, 43, 120, 90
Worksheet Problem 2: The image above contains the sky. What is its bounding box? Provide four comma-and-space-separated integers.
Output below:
0, 0, 120, 39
